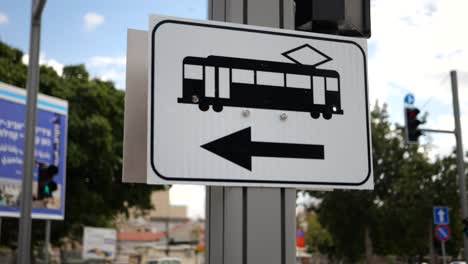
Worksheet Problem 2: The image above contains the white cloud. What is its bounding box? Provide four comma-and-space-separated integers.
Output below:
88, 56, 126, 68
368, 0, 468, 156
22, 53, 64, 76
369, 0, 468, 106
83, 12, 104, 32
98, 68, 124, 83
422, 112, 468, 161
86, 55, 126, 89
170, 185, 205, 219
0, 12, 8, 25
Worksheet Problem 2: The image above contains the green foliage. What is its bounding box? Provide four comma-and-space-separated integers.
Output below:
318, 190, 372, 262
313, 103, 465, 261
305, 213, 334, 255
431, 154, 464, 256
0, 42, 27, 87
0, 41, 162, 244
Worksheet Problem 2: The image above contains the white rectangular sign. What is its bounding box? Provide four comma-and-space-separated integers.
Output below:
82, 227, 117, 260
148, 15, 373, 189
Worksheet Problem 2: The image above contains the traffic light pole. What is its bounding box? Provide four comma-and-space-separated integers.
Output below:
450, 70, 468, 261
44, 220, 51, 263
18, 1, 46, 263
419, 128, 454, 134
409, 71, 467, 260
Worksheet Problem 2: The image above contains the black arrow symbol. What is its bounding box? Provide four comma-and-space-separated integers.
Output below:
201, 127, 325, 171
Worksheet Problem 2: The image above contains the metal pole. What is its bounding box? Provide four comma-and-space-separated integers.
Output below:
451, 70, 468, 261
206, 2, 296, 264
44, 220, 51, 264
165, 217, 169, 256
441, 240, 447, 264
17, 1, 46, 263
166, 203, 171, 256
420, 129, 454, 134
429, 221, 435, 264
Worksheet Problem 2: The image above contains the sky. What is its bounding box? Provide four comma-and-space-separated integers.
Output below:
1, 0, 468, 218
0, 0, 207, 88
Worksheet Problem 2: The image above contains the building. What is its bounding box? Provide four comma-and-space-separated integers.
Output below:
115, 190, 205, 264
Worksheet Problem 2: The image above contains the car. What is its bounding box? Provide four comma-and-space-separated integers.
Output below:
145, 257, 182, 264
86, 248, 112, 258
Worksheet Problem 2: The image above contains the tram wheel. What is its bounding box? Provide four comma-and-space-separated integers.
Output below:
310, 111, 320, 119
213, 104, 223, 112
198, 103, 209, 111
323, 111, 332, 120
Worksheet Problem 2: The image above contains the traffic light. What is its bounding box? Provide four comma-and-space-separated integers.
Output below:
463, 218, 468, 236
37, 164, 58, 200
294, 0, 371, 38
404, 107, 423, 143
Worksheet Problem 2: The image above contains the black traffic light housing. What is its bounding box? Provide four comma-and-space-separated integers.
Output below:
464, 219, 468, 236
404, 107, 423, 144
37, 163, 58, 200
463, 218, 468, 236
294, 0, 371, 38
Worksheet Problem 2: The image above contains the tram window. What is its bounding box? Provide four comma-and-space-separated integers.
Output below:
313, 76, 325, 105
326, 77, 339, 91
205, 67, 215, 97
257, 71, 284, 87
286, 74, 310, 89
184, 64, 203, 80
232, 69, 254, 84
219, 68, 230, 98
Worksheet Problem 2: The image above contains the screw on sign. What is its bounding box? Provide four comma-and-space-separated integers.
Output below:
435, 224, 451, 241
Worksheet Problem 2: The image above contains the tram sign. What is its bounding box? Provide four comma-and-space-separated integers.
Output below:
147, 15, 372, 189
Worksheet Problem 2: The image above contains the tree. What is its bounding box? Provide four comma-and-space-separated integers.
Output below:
304, 212, 334, 257
0, 42, 27, 87
430, 153, 464, 256
313, 103, 454, 262
0, 41, 162, 245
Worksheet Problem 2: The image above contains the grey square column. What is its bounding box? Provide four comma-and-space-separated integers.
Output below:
205, 1, 296, 263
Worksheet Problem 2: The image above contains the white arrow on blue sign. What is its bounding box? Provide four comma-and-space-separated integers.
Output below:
404, 93, 415, 105
433, 206, 449, 225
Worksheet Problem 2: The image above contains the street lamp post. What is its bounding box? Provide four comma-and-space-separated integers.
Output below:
17, 1, 47, 263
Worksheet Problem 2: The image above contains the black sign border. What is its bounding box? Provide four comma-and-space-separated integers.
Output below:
150, 19, 372, 186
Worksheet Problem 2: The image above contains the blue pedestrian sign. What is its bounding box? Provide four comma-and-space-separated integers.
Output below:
433, 206, 449, 225
404, 93, 415, 105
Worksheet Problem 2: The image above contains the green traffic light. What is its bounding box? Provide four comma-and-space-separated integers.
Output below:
44, 185, 50, 195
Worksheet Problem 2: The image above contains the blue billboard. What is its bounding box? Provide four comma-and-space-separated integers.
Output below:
0, 82, 67, 219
